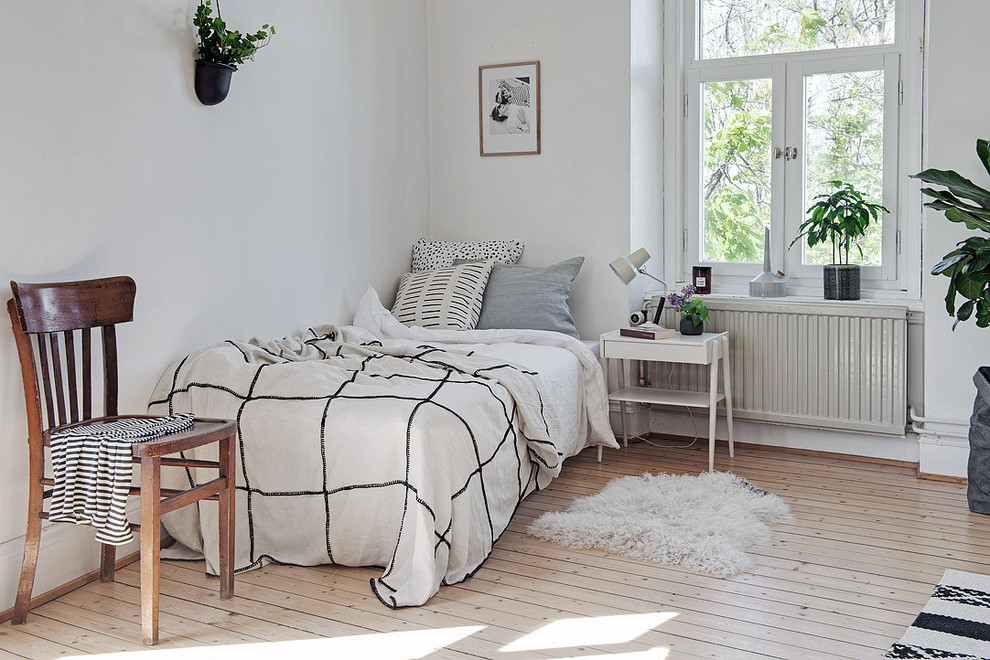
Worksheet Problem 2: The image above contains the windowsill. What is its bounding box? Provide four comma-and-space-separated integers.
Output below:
646, 287, 924, 313
699, 291, 924, 312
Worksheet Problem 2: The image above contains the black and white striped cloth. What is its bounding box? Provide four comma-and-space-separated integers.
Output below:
886, 569, 990, 659
391, 261, 493, 330
48, 413, 194, 545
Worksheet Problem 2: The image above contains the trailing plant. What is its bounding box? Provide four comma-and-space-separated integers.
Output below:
667, 284, 710, 327
789, 180, 888, 265
194, 0, 274, 68
912, 138, 990, 329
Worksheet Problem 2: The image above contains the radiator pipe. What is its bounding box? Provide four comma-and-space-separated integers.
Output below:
908, 406, 969, 439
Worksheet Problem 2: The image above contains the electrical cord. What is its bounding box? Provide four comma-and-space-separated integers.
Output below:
639, 361, 700, 449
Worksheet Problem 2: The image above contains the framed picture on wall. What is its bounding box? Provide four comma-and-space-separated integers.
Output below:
479, 61, 540, 156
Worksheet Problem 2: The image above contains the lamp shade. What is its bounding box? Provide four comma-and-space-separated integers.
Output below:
610, 248, 653, 285
609, 256, 637, 284
628, 247, 650, 269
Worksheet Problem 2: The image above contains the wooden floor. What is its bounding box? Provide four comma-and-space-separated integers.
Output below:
2, 439, 989, 659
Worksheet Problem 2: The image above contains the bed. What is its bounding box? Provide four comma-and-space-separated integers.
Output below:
148, 286, 616, 607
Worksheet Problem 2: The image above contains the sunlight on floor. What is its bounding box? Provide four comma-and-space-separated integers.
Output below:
558, 650, 670, 660
499, 612, 678, 652
61, 610, 678, 658
64, 626, 484, 660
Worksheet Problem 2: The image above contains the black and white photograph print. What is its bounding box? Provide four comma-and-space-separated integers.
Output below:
479, 61, 540, 156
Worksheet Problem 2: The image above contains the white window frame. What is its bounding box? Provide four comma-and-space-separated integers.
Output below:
666, 0, 925, 298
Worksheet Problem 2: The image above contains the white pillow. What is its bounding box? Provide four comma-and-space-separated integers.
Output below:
391, 261, 494, 330
411, 238, 524, 272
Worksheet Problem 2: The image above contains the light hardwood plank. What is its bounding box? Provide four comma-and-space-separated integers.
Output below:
1, 441, 983, 658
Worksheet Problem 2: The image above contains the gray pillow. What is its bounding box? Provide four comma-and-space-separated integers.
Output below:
475, 257, 584, 338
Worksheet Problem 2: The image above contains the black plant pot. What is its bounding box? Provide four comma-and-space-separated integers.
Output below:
680, 317, 704, 335
195, 60, 236, 106
823, 264, 861, 300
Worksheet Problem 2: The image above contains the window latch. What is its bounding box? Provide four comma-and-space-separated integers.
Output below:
773, 146, 799, 161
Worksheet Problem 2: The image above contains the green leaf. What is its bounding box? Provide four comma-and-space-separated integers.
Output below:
967, 252, 990, 273
979, 138, 990, 178
932, 253, 968, 275
959, 299, 976, 322
959, 235, 990, 250
919, 188, 990, 216
956, 273, 986, 300
944, 207, 990, 233
912, 169, 990, 209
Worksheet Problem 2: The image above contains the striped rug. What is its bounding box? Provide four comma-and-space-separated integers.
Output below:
886, 569, 990, 659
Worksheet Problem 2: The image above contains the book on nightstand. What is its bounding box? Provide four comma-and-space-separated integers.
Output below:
619, 323, 675, 340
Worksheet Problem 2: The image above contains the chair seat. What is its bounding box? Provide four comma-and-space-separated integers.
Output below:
44, 416, 236, 457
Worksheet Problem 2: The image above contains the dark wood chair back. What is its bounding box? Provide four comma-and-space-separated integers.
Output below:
8, 276, 136, 434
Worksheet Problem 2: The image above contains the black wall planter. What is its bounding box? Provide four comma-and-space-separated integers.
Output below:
195, 60, 236, 106
823, 264, 861, 300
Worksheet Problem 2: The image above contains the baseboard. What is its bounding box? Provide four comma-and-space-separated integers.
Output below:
0, 546, 141, 624
634, 432, 920, 469
918, 434, 969, 480
917, 472, 968, 484
0, 502, 143, 617
647, 409, 920, 463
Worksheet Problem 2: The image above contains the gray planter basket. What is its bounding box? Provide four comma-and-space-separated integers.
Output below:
823, 264, 860, 300
969, 367, 990, 514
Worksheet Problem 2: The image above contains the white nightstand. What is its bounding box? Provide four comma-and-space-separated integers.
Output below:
599, 330, 735, 471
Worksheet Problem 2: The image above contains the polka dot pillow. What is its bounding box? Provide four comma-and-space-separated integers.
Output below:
411, 238, 524, 272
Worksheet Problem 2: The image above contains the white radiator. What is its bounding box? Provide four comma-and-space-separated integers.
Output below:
655, 298, 908, 435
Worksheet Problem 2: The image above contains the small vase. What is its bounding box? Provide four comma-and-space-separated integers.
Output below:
680, 316, 703, 335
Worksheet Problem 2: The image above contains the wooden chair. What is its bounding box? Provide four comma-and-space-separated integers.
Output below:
7, 276, 236, 645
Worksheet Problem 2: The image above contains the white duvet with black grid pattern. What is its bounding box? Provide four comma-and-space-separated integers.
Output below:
147, 325, 565, 608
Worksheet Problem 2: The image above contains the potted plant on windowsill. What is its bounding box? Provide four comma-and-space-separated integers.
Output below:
667, 284, 710, 335
193, 1, 275, 106
913, 138, 990, 329
789, 180, 888, 301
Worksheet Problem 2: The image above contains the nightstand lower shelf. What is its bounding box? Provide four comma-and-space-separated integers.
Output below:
608, 386, 725, 409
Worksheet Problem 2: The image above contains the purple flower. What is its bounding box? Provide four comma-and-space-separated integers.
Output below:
666, 284, 697, 313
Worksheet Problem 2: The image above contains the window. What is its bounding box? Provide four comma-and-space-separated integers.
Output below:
673, 0, 922, 294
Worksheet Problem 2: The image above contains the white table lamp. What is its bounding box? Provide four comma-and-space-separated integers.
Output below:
610, 247, 667, 323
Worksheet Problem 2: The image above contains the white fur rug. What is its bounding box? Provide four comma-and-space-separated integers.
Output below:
527, 471, 793, 577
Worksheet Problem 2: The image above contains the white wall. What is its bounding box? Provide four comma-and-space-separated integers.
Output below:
0, 0, 430, 612
424, 0, 988, 476
916, 0, 990, 476
426, 0, 634, 340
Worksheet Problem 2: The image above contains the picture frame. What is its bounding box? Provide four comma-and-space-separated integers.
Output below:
479, 61, 540, 156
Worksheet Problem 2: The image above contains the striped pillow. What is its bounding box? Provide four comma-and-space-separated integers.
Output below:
392, 261, 494, 329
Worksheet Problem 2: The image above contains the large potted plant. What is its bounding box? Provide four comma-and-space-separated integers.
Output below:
193, 1, 275, 106
913, 137, 990, 515
913, 138, 990, 329
789, 180, 888, 300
